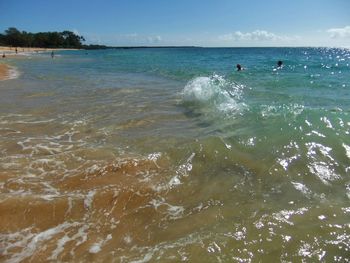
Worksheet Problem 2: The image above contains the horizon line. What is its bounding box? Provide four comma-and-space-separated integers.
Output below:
86, 45, 350, 49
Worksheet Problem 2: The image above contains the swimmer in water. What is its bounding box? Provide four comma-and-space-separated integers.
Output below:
277, 60, 283, 68
236, 64, 244, 71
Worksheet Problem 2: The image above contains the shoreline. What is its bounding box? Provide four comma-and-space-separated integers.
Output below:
0, 46, 79, 52
0, 46, 78, 81
0, 63, 19, 81
0, 46, 78, 58
0, 63, 11, 81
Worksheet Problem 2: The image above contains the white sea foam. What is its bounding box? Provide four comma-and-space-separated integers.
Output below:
1, 65, 20, 80
182, 75, 246, 115
150, 198, 185, 220
147, 152, 162, 168
1, 222, 79, 263
183, 76, 217, 102
321, 116, 333, 129
88, 234, 112, 254
84, 190, 96, 210
292, 182, 313, 198
278, 155, 299, 171
343, 143, 350, 159
308, 162, 340, 185
49, 234, 71, 260
305, 142, 340, 184
260, 103, 304, 119
89, 243, 102, 254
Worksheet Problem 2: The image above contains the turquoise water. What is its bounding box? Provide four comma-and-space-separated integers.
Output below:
1, 47, 350, 262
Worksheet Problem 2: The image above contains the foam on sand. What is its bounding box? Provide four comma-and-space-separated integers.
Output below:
0, 63, 19, 81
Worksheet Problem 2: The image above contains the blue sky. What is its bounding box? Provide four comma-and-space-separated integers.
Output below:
1, 0, 350, 47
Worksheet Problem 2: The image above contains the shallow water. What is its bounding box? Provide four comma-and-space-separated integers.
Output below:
1, 47, 350, 262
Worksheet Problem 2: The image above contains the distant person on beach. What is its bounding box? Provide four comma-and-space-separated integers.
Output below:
51, 51, 54, 58
236, 64, 244, 71
15, 48, 18, 54
2, 53, 5, 58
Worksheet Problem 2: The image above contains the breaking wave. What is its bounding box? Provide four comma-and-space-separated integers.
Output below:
182, 74, 247, 116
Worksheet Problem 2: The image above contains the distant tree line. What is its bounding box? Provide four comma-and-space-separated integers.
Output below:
0, 27, 85, 48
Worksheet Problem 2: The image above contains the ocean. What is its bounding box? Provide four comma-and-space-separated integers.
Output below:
1, 47, 350, 262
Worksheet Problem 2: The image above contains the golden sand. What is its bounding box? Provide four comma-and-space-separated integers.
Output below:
0, 156, 169, 262
0, 45, 78, 81
0, 63, 10, 81
0, 46, 78, 53
0, 46, 79, 61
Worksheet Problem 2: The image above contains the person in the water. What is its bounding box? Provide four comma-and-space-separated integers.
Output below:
236, 64, 244, 71
277, 60, 283, 68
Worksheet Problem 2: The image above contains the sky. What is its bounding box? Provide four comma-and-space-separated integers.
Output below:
1, 0, 350, 47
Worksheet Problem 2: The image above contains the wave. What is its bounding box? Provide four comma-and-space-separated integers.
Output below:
182, 74, 247, 117
0, 64, 20, 81
7, 66, 20, 80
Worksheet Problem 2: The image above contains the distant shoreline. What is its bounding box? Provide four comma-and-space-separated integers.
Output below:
1, 45, 348, 52
0, 47, 78, 78
0, 46, 79, 53
0, 46, 63, 81
84, 45, 349, 50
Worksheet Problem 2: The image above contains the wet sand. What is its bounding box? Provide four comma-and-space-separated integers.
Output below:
0, 63, 11, 81
0, 45, 79, 81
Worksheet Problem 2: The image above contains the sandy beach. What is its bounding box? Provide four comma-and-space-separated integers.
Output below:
0, 46, 78, 80
0, 46, 78, 53
0, 46, 78, 59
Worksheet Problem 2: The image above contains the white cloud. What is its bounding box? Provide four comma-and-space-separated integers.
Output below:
84, 33, 162, 46
117, 33, 162, 44
147, 35, 162, 43
327, 26, 350, 39
219, 30, 297, 43
125, 33, 139, 38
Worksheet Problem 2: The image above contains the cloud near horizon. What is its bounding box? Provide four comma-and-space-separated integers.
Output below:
84, 33, 162, 45
219, 30, 299, 43
327, 26, 350, 39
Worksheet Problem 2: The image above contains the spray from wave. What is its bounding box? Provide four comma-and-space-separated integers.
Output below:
182, 74, 247, 116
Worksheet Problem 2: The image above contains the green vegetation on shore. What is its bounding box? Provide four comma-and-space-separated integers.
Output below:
0, 27, 200, 50
0, 27, 85, 49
